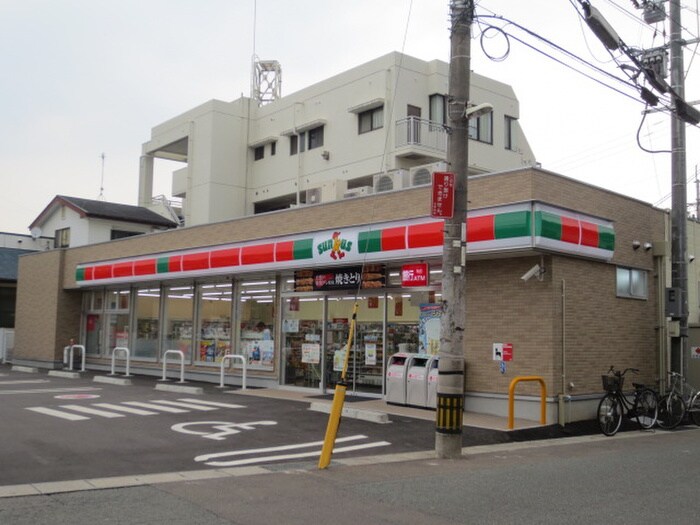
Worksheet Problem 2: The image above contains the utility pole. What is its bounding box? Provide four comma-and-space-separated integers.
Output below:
436, 0, 472, 459
669, 0, 689, 378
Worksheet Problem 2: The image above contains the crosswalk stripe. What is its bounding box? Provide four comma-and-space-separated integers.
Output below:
91, 403, 159, 415
59, 404, 125, 418
26, 407, 89, 421
148, 400, 218, 411
122, 401, 189, 413
175, 398, 245, 409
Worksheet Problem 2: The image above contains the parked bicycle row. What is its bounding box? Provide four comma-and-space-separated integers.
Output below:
597, 366, 700, 436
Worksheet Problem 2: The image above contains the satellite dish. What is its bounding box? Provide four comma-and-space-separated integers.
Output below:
30, 227, 42, 240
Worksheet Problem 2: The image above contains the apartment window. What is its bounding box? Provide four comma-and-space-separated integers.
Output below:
358, 107, 383, 134
616, 267, 648, 299
254, 145, 265, 161
299, 131, 306, 152
505, 116, 516, 151
429, 94, 446, 125
290, 135, 298, 155
468, 113, 493, 144
54, 227, 70, 248
270, 141, 276, 156
308, 126, 324, 150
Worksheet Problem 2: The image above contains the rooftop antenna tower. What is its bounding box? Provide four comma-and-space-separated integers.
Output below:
253, 59, 282, 106
98, 152, 106, 200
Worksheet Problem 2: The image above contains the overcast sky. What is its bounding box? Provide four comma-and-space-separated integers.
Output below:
1, 0, 699, 235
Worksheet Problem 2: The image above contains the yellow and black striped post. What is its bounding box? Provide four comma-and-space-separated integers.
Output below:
436, 392, 464, 434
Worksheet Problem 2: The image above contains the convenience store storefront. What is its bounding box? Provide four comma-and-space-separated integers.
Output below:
73, 201, 614, 395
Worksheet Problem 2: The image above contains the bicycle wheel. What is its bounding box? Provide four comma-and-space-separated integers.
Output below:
657, 393, 685, 429
635, 388, 658, 429
598, 394, 623, 436
688, 394, 700, 427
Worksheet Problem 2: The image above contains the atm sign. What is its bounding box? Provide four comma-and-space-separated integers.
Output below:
401, 263, 429, 287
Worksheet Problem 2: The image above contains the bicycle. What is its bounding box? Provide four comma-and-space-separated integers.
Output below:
657, 371, 700, 429
597, 366, 658, 436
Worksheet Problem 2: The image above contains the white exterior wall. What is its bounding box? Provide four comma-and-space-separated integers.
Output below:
141, 52, 537, 227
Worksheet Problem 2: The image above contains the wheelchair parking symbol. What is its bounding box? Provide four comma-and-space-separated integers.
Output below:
171, 420, 277, 441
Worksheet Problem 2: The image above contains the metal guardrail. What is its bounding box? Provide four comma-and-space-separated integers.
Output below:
161, 349, 186, 383
219, 354, 247, 390
508, 375, 547, 430
110, 347, 131, 377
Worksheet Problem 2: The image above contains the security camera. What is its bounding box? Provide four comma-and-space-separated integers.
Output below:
521, 264, 542, 282
690, 255, 696, 263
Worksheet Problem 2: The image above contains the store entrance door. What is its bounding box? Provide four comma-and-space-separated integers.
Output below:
325, 295, 384, 396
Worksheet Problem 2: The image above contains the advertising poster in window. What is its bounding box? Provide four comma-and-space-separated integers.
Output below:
419, 303, 442, 355
365, 343, 377, 365
333, 349, 346, 372
244, 339, 274, 369
301, 343, 320, 364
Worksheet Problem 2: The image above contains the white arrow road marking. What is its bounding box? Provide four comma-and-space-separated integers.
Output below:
172, 420, 277, 440
195, 436, 391, 467
25, 407, 89, 421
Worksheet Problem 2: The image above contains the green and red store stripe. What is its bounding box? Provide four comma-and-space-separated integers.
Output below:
75, 203, 615, 285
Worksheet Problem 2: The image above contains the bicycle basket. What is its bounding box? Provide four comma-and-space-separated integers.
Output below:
602, 374, 623, 392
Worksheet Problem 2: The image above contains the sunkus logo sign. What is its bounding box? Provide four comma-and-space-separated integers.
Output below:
316, 231, 355, 261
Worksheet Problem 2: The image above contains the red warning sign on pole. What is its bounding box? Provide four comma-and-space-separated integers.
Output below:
431, 171, 455, 219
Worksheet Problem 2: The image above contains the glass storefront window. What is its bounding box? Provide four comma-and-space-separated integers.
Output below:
239, 278, 276, 370
104, 289, 130, 356
197, 282, 232, 364
326, 295, 385, 395
282, 296, 323, 388
83, 290, 103, 355
135, 287, 160, 359
164, 285, 194, 361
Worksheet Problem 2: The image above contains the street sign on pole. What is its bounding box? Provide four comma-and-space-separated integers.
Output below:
431, 172, 455, 219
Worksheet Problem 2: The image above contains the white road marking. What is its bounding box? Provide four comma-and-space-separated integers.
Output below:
195, 434, 368, 462
147, 400, 218, 411
172, 420, 277, 440
91, 403, 159, 415
58, 405, 125, 418
175, 398, 245, 409
0, 380, 50, 385
199, 440, 392, 467
0, 387, 102, 395
25, 407, 89, 421
121, 401, 189, 413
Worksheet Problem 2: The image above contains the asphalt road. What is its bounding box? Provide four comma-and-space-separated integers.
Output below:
0, 366, 442, 486
0, 419, 698, 524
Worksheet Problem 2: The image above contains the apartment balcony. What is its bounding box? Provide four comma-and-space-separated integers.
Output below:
394, 117, 447, 161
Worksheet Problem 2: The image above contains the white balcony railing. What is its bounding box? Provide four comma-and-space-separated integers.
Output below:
395, 117, 448, 153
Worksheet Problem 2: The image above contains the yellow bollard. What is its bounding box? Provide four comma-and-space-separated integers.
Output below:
318, 381, 347, 469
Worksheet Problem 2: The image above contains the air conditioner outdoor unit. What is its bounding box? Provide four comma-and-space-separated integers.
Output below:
305, 187, 322, 205
372, 170, 409, 193
342, 186, 373, 199
409, 161, 447, 187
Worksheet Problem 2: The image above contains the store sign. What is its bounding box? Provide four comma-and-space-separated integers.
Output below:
294, 265, 385, 291
401, 263, 429, 287
431, 171, 455, 219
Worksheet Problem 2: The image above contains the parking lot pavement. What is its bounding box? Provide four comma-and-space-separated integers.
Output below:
0, 364, 603, 495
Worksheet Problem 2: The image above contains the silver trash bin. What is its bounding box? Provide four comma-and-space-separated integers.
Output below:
385, 352, 411, 405
406, 354, 431, 407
